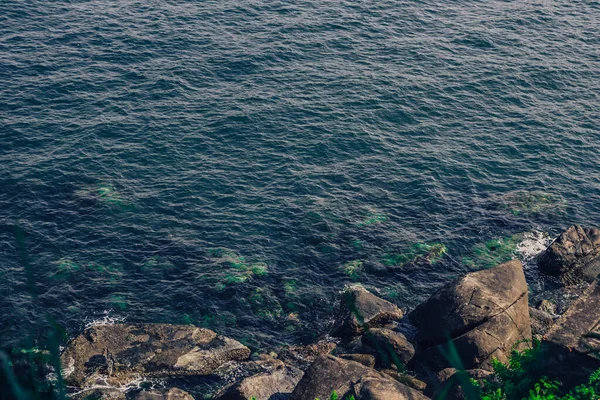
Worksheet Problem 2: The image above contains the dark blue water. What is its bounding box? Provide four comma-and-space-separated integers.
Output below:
1, 0, 599, 350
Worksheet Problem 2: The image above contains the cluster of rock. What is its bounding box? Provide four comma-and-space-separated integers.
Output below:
61, 225, 600, 399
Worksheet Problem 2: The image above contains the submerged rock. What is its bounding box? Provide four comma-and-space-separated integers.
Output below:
542, 280, 600, 387
410, 260, 531, 371
61, 324, 250, 387
330, 286, 404, 341
538, 225, 600, 284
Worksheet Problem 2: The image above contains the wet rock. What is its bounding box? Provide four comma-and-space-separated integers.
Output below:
542, 280, 600, 387
289, 355, 428, 400
529, 307, 555, 339
135, 388, 194, 400
410, 261, 532, 371
61, 324, 250, 387
361, 328, 415, 368
339, 353, 376, 368
215, 361, 303, 400
538, 225, 600, 284
330, 286, 404, 341
276, 340, 336, 370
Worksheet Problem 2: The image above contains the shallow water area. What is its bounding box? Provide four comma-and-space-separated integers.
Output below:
1, 0, 599, 359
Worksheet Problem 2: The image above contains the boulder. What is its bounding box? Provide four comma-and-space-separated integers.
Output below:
289, 355, 428, 400
215, 359, 303, 400
542, 280, 600, 387
361, 328, 415, 368
380, 369, 427, 391
331, 286, 404, 340
538, 225, 600, 284
135, 388, 194, 400
339, 353, 376, 368
410, 261, 532, 371
61, 324, 250, 387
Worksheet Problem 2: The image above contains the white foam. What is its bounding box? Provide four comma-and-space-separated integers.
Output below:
516, 230, 552, 261
84, 310, 126, 328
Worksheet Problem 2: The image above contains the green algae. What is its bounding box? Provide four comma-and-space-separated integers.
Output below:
249, 288, 283, 322
141, 256, 176, 273
207, 248, 269, 287
109, 295, 127, 311
462, 234, 523, 269
496, 191, 565, 216
350, 239, 364, 250
76, 184, 134, 209
343, 260, 364, 280
53, 257, 122, 280
282, 278, 298, 297
383, 242, 448, 268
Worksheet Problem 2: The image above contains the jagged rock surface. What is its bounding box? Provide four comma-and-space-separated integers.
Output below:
542, 280, 600, 387
61, 324, 250, 387
361, 328, 415, 367
538, 225, 600, 284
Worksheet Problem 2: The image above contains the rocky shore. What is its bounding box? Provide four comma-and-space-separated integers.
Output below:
61, 225, 600, 400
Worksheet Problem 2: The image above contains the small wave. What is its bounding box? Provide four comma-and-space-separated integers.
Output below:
84, 310, 126, 328
516, 230, 552, 262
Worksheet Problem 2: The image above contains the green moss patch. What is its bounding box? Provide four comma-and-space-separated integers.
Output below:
343, 260, 364, 280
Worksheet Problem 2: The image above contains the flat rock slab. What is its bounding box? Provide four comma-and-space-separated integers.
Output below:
61, 324, 250, 387
543, 280, 600, 386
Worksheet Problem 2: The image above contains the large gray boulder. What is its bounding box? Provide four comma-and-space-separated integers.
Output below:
542, 280, 600, 387
331, 286, 404, 341
538, 225, 600, 284
61, 324, 250, 387
410, 261, 532, 371
289, 355, 428, 400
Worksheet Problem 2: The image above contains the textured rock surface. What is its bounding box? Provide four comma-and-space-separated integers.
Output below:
215, 359, 303, 400
352, 374, 430, 400
331, 286, 404, 340
339, 353, 376, 368
410, 261, 532, 371
276, 340, 337, 370
61, 324, 250, 387
290, 355, 429, 400
538, 225, 600, 284
529, 307, 555, 338
135, 388, 194, 400
70, 388, 126, 400
543, 280, 600, 387
362, 328, 415, 367
431, 368, 492, 400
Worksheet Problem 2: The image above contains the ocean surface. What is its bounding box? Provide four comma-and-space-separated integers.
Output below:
1, 0, 600, 354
